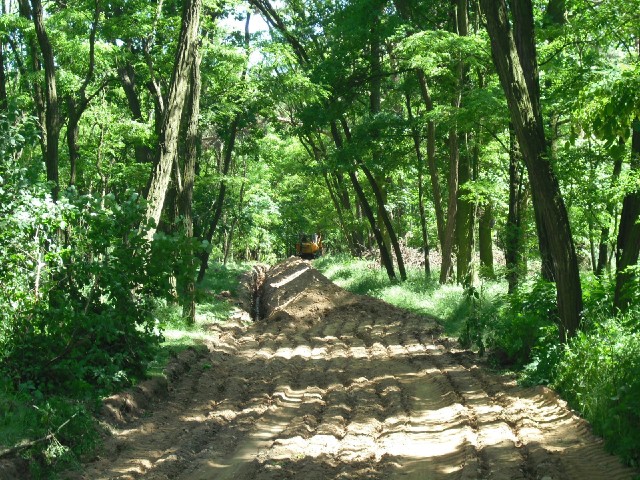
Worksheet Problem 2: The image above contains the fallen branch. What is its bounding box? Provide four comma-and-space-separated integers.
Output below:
0, 412, 78, 460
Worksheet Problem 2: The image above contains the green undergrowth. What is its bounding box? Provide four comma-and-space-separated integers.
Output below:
0, 261, 251, 478
148, 261, 252, 376
314, 254, 505, 337
316, 255, 640, 468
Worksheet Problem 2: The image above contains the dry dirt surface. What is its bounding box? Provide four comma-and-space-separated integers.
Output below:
68, 257, 638, 480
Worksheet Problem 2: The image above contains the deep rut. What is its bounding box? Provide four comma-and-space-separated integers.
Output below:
69, 258, 638, 480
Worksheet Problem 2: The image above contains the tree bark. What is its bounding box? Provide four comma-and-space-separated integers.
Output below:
440, 130, 459, 283
614, 122, 640, 312
19, 0, 46, 160
456, 133, 473, 285
197, 117, 238, 283
144, 0, 201, 240
30, 0, 61, 200
478, 203, 495, 279
454, 0, 473, 286
481, 0, 583, 339
177, 48, 201, 323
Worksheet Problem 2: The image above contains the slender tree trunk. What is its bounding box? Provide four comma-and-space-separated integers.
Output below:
334, 172, 364, 255
0, 38, 7, 111
482, 0, 583, 339
30, 0, 61, 200
456, 133, 473, 285
324, 172, 358, 256
369, 15, 397, 273
330, 121, 396, 280
478, 203, 495, 279
197, 13, 250, 281
505, 127, 525, 293
614, 121, 640, 312
197, 116, 238, 283
67, 1, 101, 187
361, 164, 408, 280
349, 170, 396, 281
596, 142, 624, 275
340, 117, 407, 280
406, 93, 431, 277
19, 0, 46, 160
144, 0, 201, 239
416, 69, 445, 251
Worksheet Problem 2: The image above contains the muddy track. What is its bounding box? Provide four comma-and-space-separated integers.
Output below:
68, 258, 638, 480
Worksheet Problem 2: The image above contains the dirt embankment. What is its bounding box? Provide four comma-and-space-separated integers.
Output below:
67, 257, 638, 480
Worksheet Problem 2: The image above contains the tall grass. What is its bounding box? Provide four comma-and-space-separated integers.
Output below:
314, 255, 505, 337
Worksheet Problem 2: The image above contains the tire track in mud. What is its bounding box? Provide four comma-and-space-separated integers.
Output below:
68, 258, 638, 480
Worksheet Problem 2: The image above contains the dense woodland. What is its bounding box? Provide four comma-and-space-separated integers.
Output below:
1, 0, 640, 474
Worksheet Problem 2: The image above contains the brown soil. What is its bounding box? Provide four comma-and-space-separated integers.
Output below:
67, 257, 638, 480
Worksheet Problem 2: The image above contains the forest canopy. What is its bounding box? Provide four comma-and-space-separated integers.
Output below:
1, 0, 640, 473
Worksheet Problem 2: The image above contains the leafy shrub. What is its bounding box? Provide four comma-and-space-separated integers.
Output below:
0, 107, 199, 476
554, 317, 640, 466
0, 190, 170, 395
485, 279, 558, 366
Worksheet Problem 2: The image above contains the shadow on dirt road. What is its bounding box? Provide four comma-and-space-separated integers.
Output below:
68, 257, 638, 480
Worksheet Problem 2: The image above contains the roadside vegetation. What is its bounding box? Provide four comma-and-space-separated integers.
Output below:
317, 255, 640, 467
0, 255, 249, 478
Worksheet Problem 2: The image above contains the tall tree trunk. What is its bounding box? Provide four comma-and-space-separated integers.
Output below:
331, 121, 396, 280
144, 0, 201, 239
440, 130, 459, 283
361, 164, 408, 281
30, 0, 61, 200
596, 146, 624, 275
406, 93, 431, 277
0, 38, 7, 111
349, 170, 396, 281
369, 14, 395, 271
19, 0, 46, 160
416, 69, 445, 251
453, 0, 473, 286
197, 12, 250, 282
334, 172, 365, 255
224, 159, 246, 265
505, 127, 525, 293
614, 121, 640, 312
482, 0, 583, 339
478, 203, 495, 279
324, 172, 358, 256
456, 134, 473, 285
340, 117, 407, 280
197, 117, 238, 283
177, 49, 201, 323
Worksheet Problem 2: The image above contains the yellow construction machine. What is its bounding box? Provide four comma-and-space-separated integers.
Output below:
295, 233, 323, 259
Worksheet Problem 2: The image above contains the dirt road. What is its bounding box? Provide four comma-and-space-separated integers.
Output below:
70, 258, 637, 479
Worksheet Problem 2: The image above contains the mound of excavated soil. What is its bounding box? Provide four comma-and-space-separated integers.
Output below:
65, 258, 638, 480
